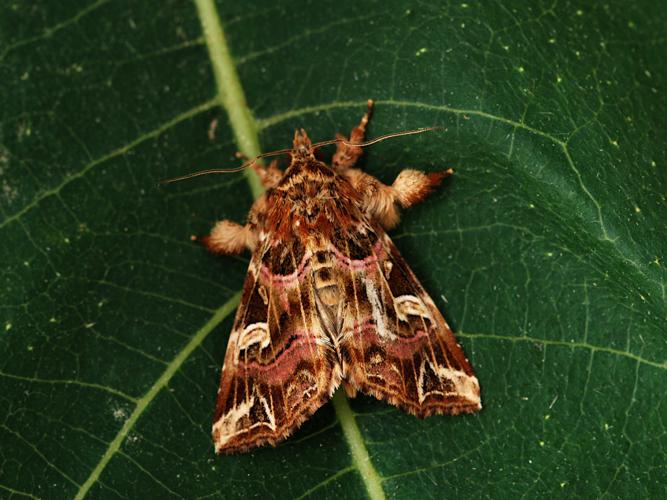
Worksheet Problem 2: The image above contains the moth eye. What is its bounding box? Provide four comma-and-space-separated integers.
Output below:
258, 285, 269, 305
383, 260, 393, 278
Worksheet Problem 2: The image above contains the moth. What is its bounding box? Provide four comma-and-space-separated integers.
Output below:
202, 101, 481, 454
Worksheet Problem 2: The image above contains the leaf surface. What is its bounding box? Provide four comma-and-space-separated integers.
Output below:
1, 1, 666, 498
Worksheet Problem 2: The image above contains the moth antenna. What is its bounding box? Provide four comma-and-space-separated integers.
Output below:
159, 166, 248, 185
161, 127, 443, 184
159, 148, 293, 185
312, 126, 443, 151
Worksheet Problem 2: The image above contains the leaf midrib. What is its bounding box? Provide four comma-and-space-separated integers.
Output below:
193, 2, 387, 499
194, 0, 264, 199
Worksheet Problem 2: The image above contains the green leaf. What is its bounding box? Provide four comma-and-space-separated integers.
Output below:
1, 0, 666, 498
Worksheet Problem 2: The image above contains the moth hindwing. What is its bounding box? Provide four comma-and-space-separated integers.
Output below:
203, 100, 481, 453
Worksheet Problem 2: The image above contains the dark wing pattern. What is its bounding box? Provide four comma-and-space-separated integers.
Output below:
212, 237, 342, 454
334, 225, 481, 416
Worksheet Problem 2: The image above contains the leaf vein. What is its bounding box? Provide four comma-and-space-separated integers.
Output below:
0, 370, 136, 402
74, 292, 241, 499
0, 0, 110, 62
2, 424, 81, 488
459, 331, 667, 370
0, 99, 218, 230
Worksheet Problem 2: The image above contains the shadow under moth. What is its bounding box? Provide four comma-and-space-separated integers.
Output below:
200, 101, 481, 453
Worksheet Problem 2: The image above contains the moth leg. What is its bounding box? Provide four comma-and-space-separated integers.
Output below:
391, 168, 453, 209
202, 220, 257, 255
332, 99, 374, 171
202, 193, 267, 254
252, 159, 283, 188
347, 168, 453, 229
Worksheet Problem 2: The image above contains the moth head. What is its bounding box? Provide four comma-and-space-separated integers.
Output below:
292, 129, 314, 158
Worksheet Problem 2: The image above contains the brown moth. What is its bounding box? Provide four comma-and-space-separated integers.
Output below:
203, 101, 481, 454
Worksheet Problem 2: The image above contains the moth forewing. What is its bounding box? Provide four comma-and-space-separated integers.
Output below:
205, 100, 480, 454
